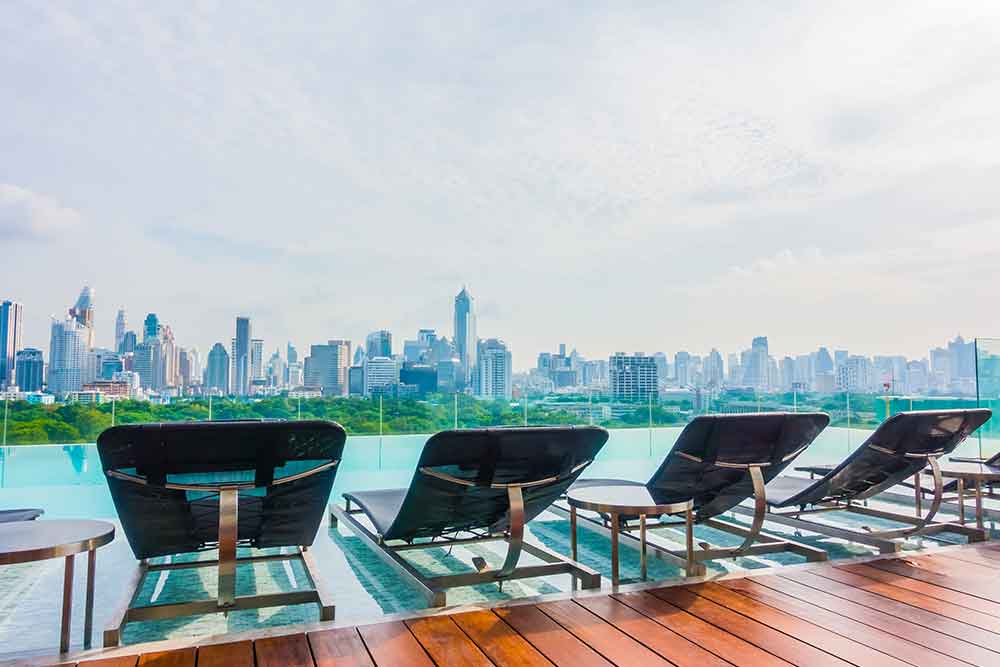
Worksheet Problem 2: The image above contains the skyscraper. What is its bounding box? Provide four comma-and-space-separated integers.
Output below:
251, 338, 264, 381
15, 348, 43, 392
453, 287, 477, 386
0, 300, 23, 389
365, 330, 392, 359
365, 356, 399, 396
120, 330, 137, 354
48, 316, 86, 394
673, 351, 691, 387
69, 286, 96, 349
114, 308, 127, 352
206, 342, 230, 393
304, 340, 351, 396
743, 336, 769, 389
143, 313, 160, 341
476, 338, 512, 399
234, 316, 252, 396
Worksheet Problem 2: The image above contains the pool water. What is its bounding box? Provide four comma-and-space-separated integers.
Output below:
0, 426, 990, 658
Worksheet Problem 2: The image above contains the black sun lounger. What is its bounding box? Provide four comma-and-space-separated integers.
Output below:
330, 426, 607, 606
556, 413, 831, 573
739, 409, 992, 553
0, 508, 43, 522
97, 419, 346, 646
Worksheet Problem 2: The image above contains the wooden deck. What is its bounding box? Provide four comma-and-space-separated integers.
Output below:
54, 542, 1000, 667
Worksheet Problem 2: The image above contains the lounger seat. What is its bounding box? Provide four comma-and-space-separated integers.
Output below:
342, 488, 407, 538
0, 508, 43, 523
568, 478, 646, 490
762, 476, 815, 507
332, 426, 608, 606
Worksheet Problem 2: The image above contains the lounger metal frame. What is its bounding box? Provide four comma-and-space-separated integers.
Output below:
735, 453, 988, 554
330, 463, 602, 607
103, 461, 338, 647
553, 448, 828, 576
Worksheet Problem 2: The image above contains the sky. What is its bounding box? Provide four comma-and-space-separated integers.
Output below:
3, 1, 1000, 369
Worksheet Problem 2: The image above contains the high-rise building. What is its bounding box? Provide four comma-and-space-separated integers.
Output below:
836, 356, 874, 393
815, 347, 834, 374
365, 356, 399, 396
0, 300, 23, 389
114, 308, 127, 352
704, 348, 724, 387
205, 342, 230, 393
15, 348, 43, 392
251, 338, 265, 381
287, 342, 298, 365
304, 340, 351, 396
69, 286, 96, 349
673, 351, 691, 387
609, 353, 658, 402
365, 330, 392, 359
48, 316, 86, 394
143, 313, 160, 341
233, 316, 252, 396
120, 330, 137, 354
348, 365, 365, 396
743, 336, 769, 389
476, 339, 512, 399
266, 349, 285, 387
400, 363, 437, 396
453, 287, 477, 386
133, 338, 164, 390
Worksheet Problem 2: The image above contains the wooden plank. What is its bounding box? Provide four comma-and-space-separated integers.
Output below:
651, 586, 852, 667
612, 591, 792, 667
934, 549, 1000, 569
838, 563, 1000, 617
357, 621, 435, 667
405, 615, 494, 667
451, 610, 554, 667
77, 657, 139, 667
781, 570, 1000, 654
136, 648, 195, 666
690, 582, 911, 667
868, 558, 1000, 603
722, 578, 956, 667
575, 595, 732, 667
197, 641, 254, 667
255, 633, 314, 667
535, 599, 674, 666
309, 627, 375, 667
495, 604, 614, 667
755, 572, 1000, 667
808, 566, 1000, 635
907, 554, 997, 579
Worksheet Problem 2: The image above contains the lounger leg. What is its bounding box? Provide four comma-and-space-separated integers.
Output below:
218, 488, 239, 608
958, 478, 965, 525
570, 506, 577, 561
975, 480, 984, 531
84, 548, 96, 649
640, 513, 647, 580
610, 512, 620, 587
299, 547, 335, 621
497, 486, 525, 578
60, 555, 74, 654
913, 472, 922, 517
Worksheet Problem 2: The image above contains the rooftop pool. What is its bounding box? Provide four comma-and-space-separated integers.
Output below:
0, 426, 989, 658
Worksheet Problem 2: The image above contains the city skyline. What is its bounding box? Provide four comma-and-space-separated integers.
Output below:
3, 4, 999, 369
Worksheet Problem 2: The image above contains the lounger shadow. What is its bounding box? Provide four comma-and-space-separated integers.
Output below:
97, 419, 346, 646
330, 426, 607, 606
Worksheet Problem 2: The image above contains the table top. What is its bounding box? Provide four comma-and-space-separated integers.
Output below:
567, 485, 694, 515
0, 520, 115, 565
938, 462, 1000, 481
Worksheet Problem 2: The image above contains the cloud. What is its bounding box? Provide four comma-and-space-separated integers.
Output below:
0, 184, 81, 240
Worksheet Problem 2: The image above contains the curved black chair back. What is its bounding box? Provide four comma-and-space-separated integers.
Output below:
98, 420, 346, 559
771, 409, 991, 508
382, 426, 608, 541
647, 412, 830, 520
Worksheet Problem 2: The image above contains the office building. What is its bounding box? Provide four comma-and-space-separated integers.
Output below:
70, 286, 96, 349
704, 348, 724, 387
400, 363, 437, 396
48, 316, 86, 394
133, 339, 164, 390
304, 340, 351, 396
0, 300, 23, 389
453, 287, 477, 386
251, 338, 264, 381
365, 356, 399, 396
436, 358, 459, 392
205, 342, 230, 393
609, 353, 658, 402
15, 348, 43, 392
143, 313, 160, 341
120, 330, 137, 354
742, 336, 769, 389
365, 330, 392, 359
114, 308, 127, 353
233, 316, 252, 396
673, 351, 691, 387
836, 356, 874, 393
348, 365, 365, 396
476, 339, 512, 400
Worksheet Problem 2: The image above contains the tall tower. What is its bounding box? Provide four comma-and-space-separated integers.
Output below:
48, 316, 86, 394
234, 316, 252, 396
0, 300, 23, 389
476, 338, 512, 399
115, 308, 127, 352
453, 287, 477, 387
365, 330, 392, 358
70, 286, 96, 349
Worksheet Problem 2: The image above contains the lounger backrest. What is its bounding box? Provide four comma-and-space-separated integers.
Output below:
381, 426, 608, 541
98, 420, 346, 559
770, 408, 992, 508
646, 412, 830, 520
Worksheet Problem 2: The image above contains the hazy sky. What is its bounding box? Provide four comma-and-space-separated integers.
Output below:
3, 2, 999, 368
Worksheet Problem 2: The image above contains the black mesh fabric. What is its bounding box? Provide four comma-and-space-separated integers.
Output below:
97, 420, 346, 559
351, 426, 608, 541
646, 412, 830, 521
768, 409, 992, 508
